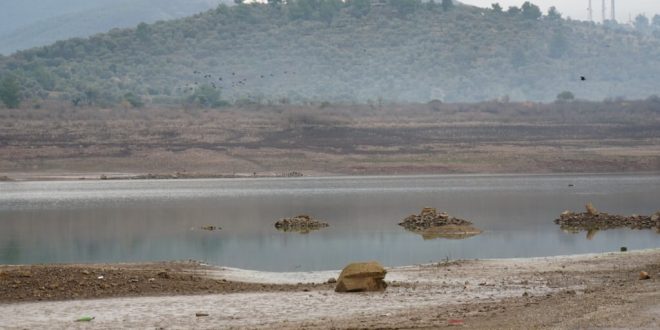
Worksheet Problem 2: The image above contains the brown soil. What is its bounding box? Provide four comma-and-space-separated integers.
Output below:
1, 103, 659, 178
0, 261, 331, 303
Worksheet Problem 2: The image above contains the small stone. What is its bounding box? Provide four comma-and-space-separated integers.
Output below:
18, 271, 32, 278
327, 277, 337, 284
620, 247, 627, 252
639, 271, 650, 280
195, 312, 209, 317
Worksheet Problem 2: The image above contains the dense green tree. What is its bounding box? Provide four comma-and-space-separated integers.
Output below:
389, 0, 420, 17
348, 0, 371, 18
0, 74, 21, 108
441, 0, 453, 11
653, 14, 660, 28
289, 0, 316, 20
83, 86, 101, 105
491, 3, 502, 13
136, 22, 150, 42
188, 84, 227, 108
319, 0, 342, 24
32, 66, 57, 91
547, 6, 561, 20
507, 6, 520, 15
233, 3, 255, 22
123, 93, 144, 108
521, 2, 541, 20
556, 91, 575, 102
634, 14, 649, 32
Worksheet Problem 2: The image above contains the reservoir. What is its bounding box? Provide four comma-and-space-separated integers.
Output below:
1, 174, 658, 271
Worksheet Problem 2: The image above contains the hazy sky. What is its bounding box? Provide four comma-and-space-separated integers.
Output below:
461, 0, 660, 22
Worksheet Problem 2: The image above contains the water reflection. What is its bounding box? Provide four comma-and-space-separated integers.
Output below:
403, 225, 483, 240
561, 225, 658, 240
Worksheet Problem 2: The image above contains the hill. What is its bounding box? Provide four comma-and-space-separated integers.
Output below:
0, 0, 223, 55
1, 1, 660, 107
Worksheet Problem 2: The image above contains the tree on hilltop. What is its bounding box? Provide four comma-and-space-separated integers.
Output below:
547, 6, 561, 20
521, 1, 541, 20
634, 14, 650, 32
441, 0, 453, 11
0, 74, 21, 109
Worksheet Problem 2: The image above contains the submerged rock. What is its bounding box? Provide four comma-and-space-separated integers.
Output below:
335, 261, 387, 293
555, 204, 659, 232
399, 208, 481, 239
274, 214, 329, 233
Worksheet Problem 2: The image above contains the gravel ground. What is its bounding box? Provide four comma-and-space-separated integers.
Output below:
1, 249, 659, 329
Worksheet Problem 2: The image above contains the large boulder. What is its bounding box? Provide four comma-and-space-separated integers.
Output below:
335, 261, 387, 293
585, 203, 599, 216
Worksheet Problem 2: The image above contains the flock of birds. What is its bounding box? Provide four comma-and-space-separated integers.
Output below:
177, 68, 587, 95
179, 69, 297, 94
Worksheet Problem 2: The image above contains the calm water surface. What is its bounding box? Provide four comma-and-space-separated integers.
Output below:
1, 174, 659, 271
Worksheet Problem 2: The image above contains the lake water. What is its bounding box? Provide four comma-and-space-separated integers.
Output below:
1, 174, 659, 271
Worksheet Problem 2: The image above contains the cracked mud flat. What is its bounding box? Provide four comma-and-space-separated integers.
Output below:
1, 249, 659, 329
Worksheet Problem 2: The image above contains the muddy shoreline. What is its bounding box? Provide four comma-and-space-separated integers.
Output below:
0, 261, 332, 304
3, 170, 660, 183
1, 250, 659, 329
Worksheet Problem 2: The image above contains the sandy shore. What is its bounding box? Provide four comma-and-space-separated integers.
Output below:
1, 249, 659, 329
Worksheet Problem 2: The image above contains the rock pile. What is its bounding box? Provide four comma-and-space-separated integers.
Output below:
399, 208, 481, 240
399, 207, 474, 230
274, 215, 329, 233
555, 204, 660, 231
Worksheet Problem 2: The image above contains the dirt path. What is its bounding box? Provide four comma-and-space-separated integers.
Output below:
1, 250, 659, 329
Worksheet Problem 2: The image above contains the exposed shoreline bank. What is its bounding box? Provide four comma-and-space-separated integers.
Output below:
3, 170, 660, 183
1, 249, 659, 328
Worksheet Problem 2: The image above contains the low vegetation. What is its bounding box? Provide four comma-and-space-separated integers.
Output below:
1, 1, 660, 108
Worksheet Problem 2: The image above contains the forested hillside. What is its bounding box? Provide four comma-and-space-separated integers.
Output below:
1, 1, 660, 108
0, 0, 223, 55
